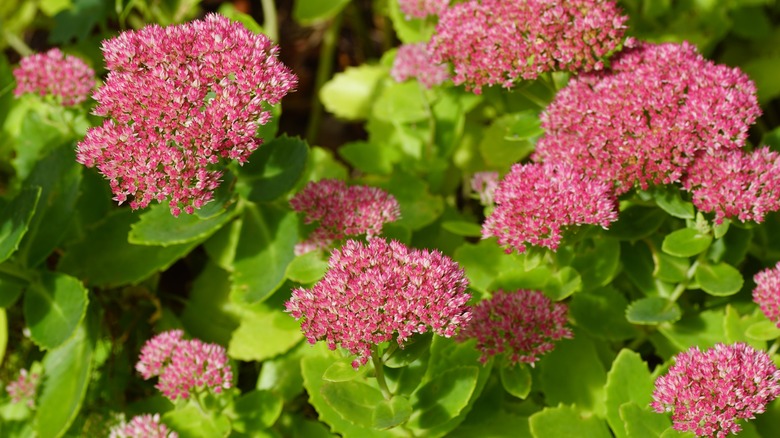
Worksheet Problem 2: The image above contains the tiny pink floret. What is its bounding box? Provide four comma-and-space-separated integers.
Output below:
753, 262, 780, 327
471, 171, 499, 206
535, 41, 761, 194
391, 43, 450, 89
459, 289, 572, 365
5, 368, 40, 408
109, 413, 178, 438
289, 179, 400, 255
683, 147, 780, 224
482, 161, 617, 253
398, 0, 449, 19
13, 48, 95, 106
285, 239, 471, 368
76, 14, 297, 216
136, 330, 232, 401
429, 0, 627, 93
652, 343, 780, 437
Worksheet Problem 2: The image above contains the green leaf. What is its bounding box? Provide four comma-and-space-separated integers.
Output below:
479, 112, 537, 170
339, 141, 397, 175
0, 278, 24, 308
301, 146, 349, 185
163, 401, 231, 438
571, 237, 621, 289
454, 239, 526, 293
620, 241, 658, 294
24, 272, 88, 350
17, 145, 82, 268
227, 390, 283, 432
372, 81, 428, 123
544, 267, 582, 300
373, 396, 413, 430
293, 0, 350, 24
539, 335, 607, 417
129, 202, 238, 246
500, 363, 532, 399
319, 380, 385, 428
662, 228, 712, 257
724, 305, 766, 349
235, 135, 309, 203
375, 172, 444, 231
441, 221, 482, 237
217, 2, 264, 33
741, 55, 780, 103
605, 350, 655, 438
654, 253, 689, 283
606, 206, 665, 241
620, 402, 671, 438
301, 349, 389, 437
626, 297, 682, 325
180, 262, 240, 346
385, 332, 433, 368
0, 186, 41, 263
387, 0, 435, 43
654, 309, 725, 358
320, 65, 385, 120
652, 187, 694, 219
0, 308, 6, 367
570, 286, 639, 341
228, 305, 303, 362
322, 360, 367, 382
745, 320, 780, 341
285, 250, 328, 284
256, 343, 308, 402
49, 0, 109, 44
34, 315, 94, 438
58, 209, 201, 288
231, 204, 297, 303
407, 367, 480, 431
529, 405, 612, 438
694, 262, 743, 296
203, 215, 243, 271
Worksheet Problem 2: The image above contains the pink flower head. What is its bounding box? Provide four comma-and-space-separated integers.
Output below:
753, 262, 780, 327
289, 179, 401, 255
482, 161, 617, 253
5, 368, 40, 408
535, 42, 761, 195
391, 43, 450, 89
471, 171, 499, 206
76, 14, 298, 216
136, 330, 232, 401
286, 238, 471, 368
683, 148, 780, 224
109, 414, 178, 438
13, 48, 95, 106
429, 0, 627, 93
460, 289, 572, 365
398, 0, 449, 19
651, 343, 780, 437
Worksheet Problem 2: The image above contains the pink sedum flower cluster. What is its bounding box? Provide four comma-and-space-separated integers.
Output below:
5, 368, 40, 408
429, 0, 627, 93
286, 238, 471, 368
753, 262, 780, 327
535, 41, 761, 195
136, 330, 232, 401
289, 179, 400, 255
109, 414, 178, 438
482, 161, 617, 253
683, 148, 780, 224
398, 0, 448, 19
13, 48, 95, 106
391, 43, 450, 89
460, 289, 572, 365
471, 171, 499, 206
76, 14, 297, 216
652, 343, 780, 437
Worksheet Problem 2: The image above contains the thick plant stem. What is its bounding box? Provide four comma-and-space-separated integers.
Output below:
305, 12, 344, 144
372, 346, 392, 399
260, 0, 279, 42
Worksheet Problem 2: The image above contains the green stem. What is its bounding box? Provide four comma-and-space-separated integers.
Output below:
305, 12, 344, 144
668, 259, 699, 303
3, 29, 33, 57
0, 262, 32, 285
769, 339, 780, 356
372, 346, 392, 400
260, 0, 279, 42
